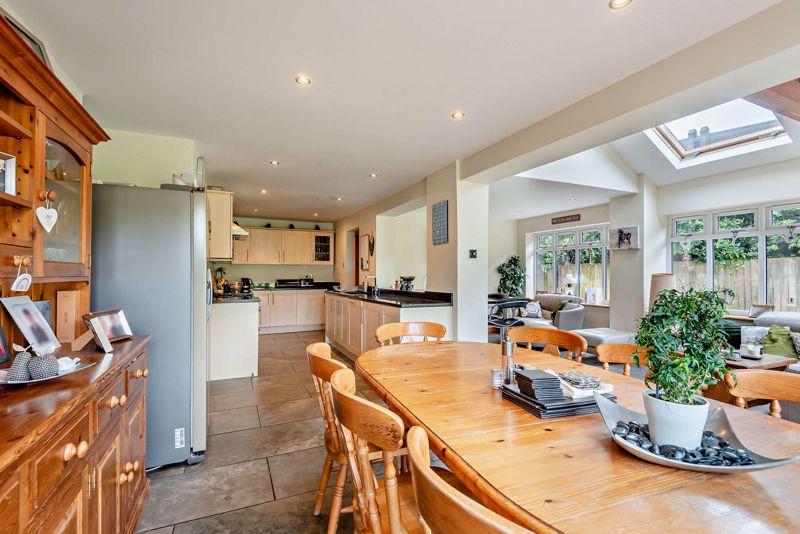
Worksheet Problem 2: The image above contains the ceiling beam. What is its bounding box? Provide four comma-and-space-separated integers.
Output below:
745, 78, 800, 122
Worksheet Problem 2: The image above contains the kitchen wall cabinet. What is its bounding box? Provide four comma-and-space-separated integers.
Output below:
231, 228, 333, 266
297, 290, 324, 325
207, 190, 233, 260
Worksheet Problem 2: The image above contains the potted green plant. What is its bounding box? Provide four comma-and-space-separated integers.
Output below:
634, 287, 731, 449
497, 255, 524, 297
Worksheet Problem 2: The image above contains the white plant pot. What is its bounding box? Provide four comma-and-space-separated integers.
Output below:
642, 390, 709, 449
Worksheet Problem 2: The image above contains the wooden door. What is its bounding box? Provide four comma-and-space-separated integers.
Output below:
249, 228, 282, 264
297, 290, 324, 325
41, 470, 87, 533
232, 235, 250, 264
207, 191, 233, 260
0, 472, 20, 534
362, 303, 382, 353
325, 294, 334, 337
311, 232, 334, 265
90, 432, 121, 534
254, 291, 271, 327
281, 231, 311, 264
346, 300, 362, 355
270, 291, 297, 327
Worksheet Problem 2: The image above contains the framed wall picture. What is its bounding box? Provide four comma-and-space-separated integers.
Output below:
359, 233, 370, 271
432, 200, 448, 245
0, 296, 60, 355
608, 226, 640, 250
83, 309, 133, 343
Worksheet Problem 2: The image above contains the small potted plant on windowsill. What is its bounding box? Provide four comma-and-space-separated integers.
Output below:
634, 287, 731, 449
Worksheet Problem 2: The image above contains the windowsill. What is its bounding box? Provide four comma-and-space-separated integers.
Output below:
583, 303, 610, 308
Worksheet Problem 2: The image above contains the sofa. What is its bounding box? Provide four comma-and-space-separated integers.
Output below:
516, 293, 585, 331
754, 311, 800, 332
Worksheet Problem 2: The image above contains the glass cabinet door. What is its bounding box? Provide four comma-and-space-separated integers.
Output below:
313, 233, 333, 264
43, 138, 83, 263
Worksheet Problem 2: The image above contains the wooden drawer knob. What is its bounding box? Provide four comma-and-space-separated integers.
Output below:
127, 472, 134, 483
118, 473, 127, 485
133, 460, 140, 472
143, 368, 149, 378
134, 369, 143, 379
63, 443, 77, 462
119, 394, 127, 407
125, 461, 133, 473
107, 396, 119, 409
76, 440, 89, 459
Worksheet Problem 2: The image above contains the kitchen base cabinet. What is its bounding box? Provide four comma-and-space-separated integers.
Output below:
325, 294, 451, 360
209, 301, 259, 380
258, 290, 327, 334
0, 337, 151, 534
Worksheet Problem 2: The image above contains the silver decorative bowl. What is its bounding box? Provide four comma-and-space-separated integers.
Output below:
594, 392, 800, 473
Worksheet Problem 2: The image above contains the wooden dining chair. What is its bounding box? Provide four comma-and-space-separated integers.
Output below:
375, 322, 446, 346
596, 344, 648, 376
506, 327, 588, 363
330, 367, 469, 533
724, 369, 800, 419
307, 342, 353, 533
406, 426, 532, 534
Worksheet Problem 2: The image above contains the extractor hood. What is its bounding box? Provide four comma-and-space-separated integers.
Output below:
232, 222, 249, 236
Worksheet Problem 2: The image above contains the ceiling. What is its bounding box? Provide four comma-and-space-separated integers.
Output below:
8, 0, 780, 220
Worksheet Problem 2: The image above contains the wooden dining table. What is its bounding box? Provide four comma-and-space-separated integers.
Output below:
356, 341, 800, 533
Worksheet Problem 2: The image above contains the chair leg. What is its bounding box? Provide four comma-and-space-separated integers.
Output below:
327, 462, 349, 534
314, 453, 335, 515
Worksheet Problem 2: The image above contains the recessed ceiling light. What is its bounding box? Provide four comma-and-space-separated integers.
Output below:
609, 0, 632, 9
294, 75, 312, 86
254, 208, 259, 212
369, 172, 378, 178
313, 213, 318, 217
269, 160, 280, 166
260, 189, 267, 194
451, 111, 466, 120
568, 197, 576, 201
336, 197, 342, 201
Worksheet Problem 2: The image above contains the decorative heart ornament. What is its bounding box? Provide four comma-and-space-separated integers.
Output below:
10, 273, 31, 292
36, 206, 57, 233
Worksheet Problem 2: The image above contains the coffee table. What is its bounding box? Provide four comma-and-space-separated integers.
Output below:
704, 353, 797, 404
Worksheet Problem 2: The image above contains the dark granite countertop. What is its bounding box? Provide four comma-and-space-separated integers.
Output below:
251, 282, 338, 292
325, 289, 452, 308
212, 296, 261, 304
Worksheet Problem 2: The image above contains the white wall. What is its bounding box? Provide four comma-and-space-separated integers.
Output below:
375, 207, 427, 288
659, 156, 800, 216
456, 180, 489, 342
93, 129, 197, 188
425, 163, 458, 294
488, 218, 518, 293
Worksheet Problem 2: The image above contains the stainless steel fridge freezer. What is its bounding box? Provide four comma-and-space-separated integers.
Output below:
91, 184, 208, 468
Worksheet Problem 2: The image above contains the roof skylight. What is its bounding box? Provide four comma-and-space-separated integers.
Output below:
645, 98, 791, 169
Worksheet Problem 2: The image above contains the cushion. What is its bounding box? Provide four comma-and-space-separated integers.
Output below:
534, 294, 564, 312
791, 332, 800, 355
572, 328, 634, 348
741, 326, 769, 345
522, 301, 542, 318
517, 317, 556, 329
541, 310, 553, 321
762, 325, 798, 357
748, 304, 773, 319
754, 312, 800, 332
551, 299, 568, 317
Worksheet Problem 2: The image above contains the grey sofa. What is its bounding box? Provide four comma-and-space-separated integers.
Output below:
754, 311, 800, 332
517, 293, 585, 331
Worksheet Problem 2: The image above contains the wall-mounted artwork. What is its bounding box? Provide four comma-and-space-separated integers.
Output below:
608, 226, 640, 250
432, 200, 448, 245
360, 233, 370, 271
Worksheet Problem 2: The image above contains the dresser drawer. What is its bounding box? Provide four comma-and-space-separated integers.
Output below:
125, 351, 148, 396
31, 407, 91, 509
96, 374, 125, 437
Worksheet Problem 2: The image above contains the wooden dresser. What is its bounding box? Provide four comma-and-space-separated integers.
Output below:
0, 336, 151, 533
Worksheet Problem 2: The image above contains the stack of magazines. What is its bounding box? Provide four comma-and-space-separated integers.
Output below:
502, 369, 616, 419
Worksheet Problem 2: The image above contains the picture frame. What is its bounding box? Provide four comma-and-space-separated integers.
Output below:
83, 309, 133, 344
0, 296, 60, 355
0, 151, 16, 196
608, 226, 640, 250
0, 322, 9, 364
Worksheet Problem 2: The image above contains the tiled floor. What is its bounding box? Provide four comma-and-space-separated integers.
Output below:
138, 330, 358, 533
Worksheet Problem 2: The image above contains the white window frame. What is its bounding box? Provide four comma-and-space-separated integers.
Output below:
669, 201, 800, 314
530, 223, 610, 304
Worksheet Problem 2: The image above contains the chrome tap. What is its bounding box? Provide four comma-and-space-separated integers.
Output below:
365, 275, 379, 297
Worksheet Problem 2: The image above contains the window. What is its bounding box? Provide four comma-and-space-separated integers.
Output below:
646, 99, 791, 169
532, 225, 610, 304
670, 204, 800, 313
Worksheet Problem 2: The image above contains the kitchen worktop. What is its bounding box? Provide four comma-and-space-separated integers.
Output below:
326, 289, 452, 308
213, 295, 261, 304
251, 282, 337, 291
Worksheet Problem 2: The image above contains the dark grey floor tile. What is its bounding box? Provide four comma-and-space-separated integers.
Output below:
208, 377, 253, 395
258, 397, 322, 426
147, 464, 186, 480
196, 418, 325, 470
141, 527, 174, 534
208, 406, 261, 435
138, 459, 274, 531
268, 446, 340, 500
173, 490, 353, 534
209, 384, 309, 412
